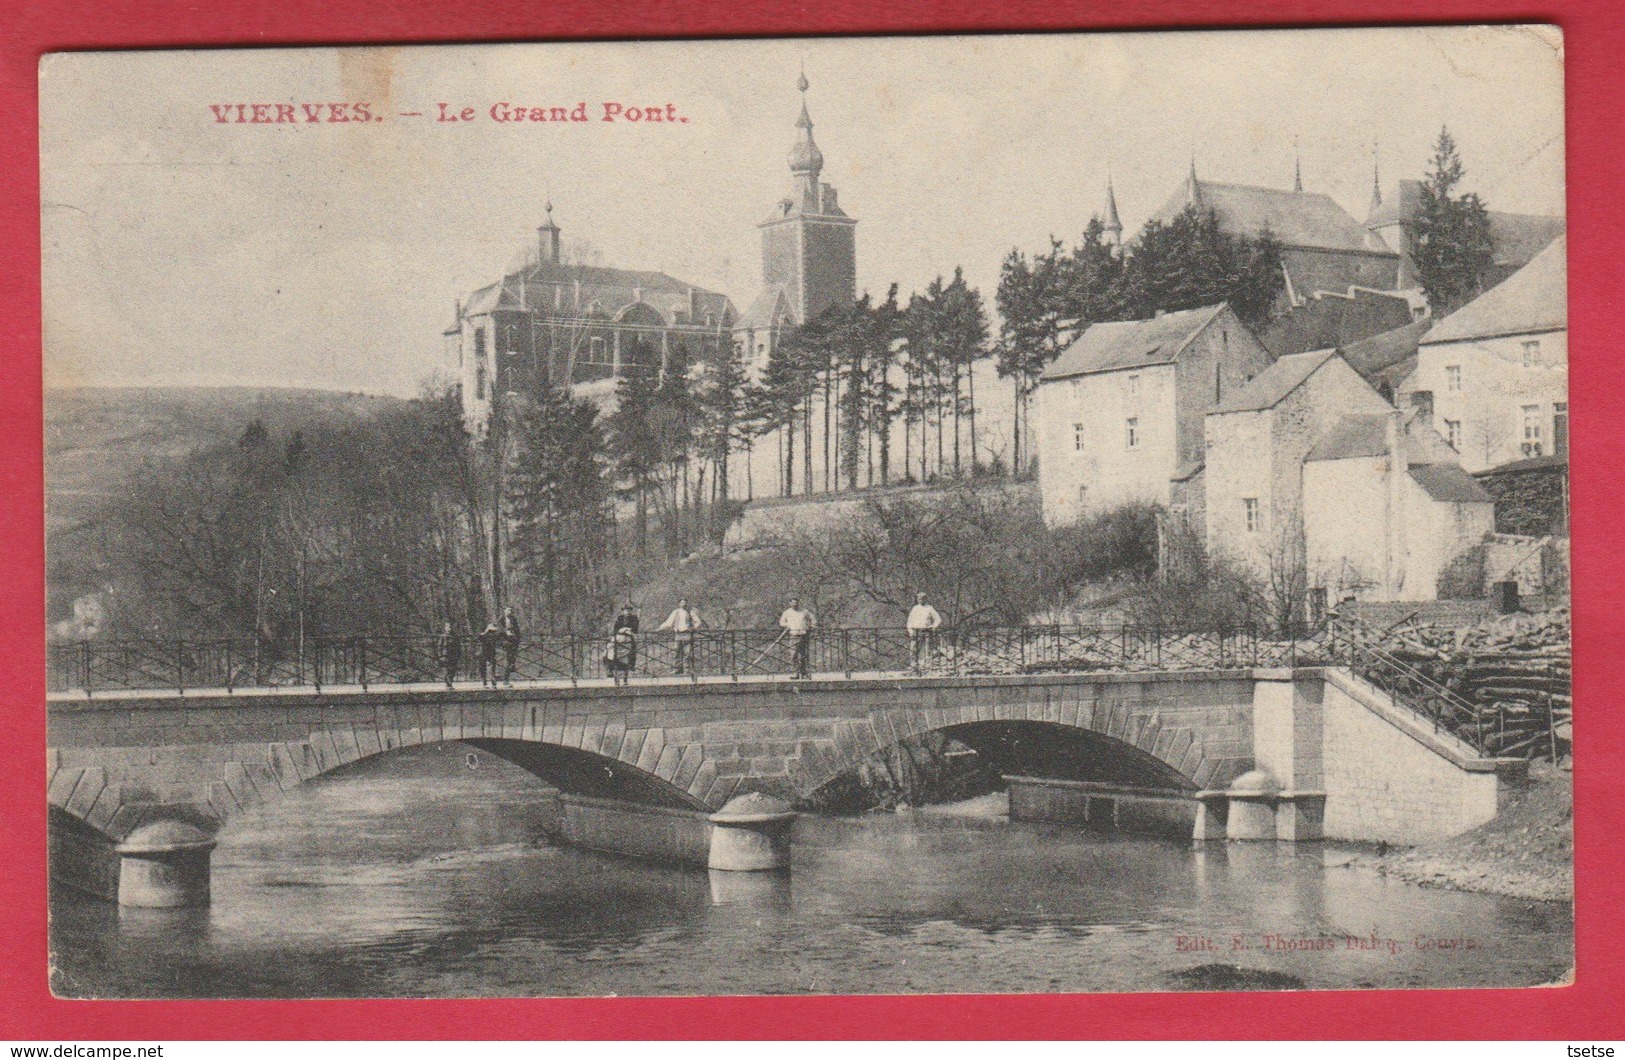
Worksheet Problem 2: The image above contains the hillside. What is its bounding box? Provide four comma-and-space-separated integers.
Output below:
45, 386, 405, 534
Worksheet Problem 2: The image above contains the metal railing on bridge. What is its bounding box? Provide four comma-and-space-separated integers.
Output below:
44, 620, 1562, 762
46, 624, 1308, 697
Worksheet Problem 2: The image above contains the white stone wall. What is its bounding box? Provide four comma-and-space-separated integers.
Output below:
1402, 477, 1495, 600
1319, 671, 1501, 844
1204, 407, 1275, 561
1406, 328, 1568, 472
1305, 457, 1494, 602
1304, 456, 1389, 598
1207, 358, 1390, 575
1037, 364, 1178, 524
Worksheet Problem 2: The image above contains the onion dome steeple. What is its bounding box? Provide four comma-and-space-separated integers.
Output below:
788, 68, 824, 179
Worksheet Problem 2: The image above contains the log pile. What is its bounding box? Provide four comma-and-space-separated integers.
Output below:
1358, 608, 1571, 761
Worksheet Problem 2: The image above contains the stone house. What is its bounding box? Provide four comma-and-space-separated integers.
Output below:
1400, 235, 1568, 472
1035, 303, 1273, 525
1302, 411, 1494, 603
1203, 349, 1392, 575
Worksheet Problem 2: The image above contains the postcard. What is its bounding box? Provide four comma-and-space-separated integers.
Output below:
41, 27, 1571, 999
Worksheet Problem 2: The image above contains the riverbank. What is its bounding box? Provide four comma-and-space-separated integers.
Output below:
1370, 760, 1573, 903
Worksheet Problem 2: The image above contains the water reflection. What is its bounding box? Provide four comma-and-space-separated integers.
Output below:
49, 743, 1573, 998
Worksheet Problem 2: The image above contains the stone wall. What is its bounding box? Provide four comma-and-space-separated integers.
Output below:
1317, 668, 1509, 844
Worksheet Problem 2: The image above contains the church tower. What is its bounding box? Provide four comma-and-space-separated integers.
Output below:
755, 70, 858, 326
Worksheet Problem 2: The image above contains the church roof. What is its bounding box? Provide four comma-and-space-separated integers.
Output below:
1042, 304, 1228, 381
1212, 348, 1340, 413
1367, 178, 1425, 228
1154, 178, 1392, 255
1104, 180, 1122, 232
1423, 233, 1566, 344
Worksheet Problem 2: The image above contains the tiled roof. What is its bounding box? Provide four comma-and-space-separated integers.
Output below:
1474, 453, 1568, 477
1423, 234, 1566, 344
461, 261, 735, 326
1304, 411, 1460, 464
1339, 318, 1432, 380
1212, 348, 1338, 413
737, 285, 793, 330
1042, 304, 1227, 381
1156, 179, 1393, 255
1260, 288, 1415, 360
1490, 213, 1566, 271
1409, 463, 1494, 503
1367, 179, 1425, 228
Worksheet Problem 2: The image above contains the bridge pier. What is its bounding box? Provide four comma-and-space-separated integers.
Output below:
116, 821, 216, 908
1006, 776, 1198, 839
545, 792, 795, 872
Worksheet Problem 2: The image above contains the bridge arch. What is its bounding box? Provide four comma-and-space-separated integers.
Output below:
47, 705, 720, 849
789, 697, 1230, 808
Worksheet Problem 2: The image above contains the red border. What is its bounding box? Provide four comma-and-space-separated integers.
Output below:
4, 0, 1622, 1040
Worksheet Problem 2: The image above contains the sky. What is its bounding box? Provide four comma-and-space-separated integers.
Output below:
40, 26, 1566, 396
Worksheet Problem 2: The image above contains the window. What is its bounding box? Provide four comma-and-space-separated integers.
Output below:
1522, 339, 1542, 367
473, 328, 488, 400
1077, 485, 1088, 507
1125, 417, 1139, 449
1445, 365, 1462, 392
1444, 419, 1462, 451
1243, 497, 1261, 534
1555, 402, 1569, 458
589, 336, 608, 364
1073, 422, 1086, 451
1522, 404, 1543, 457
1126, 374, 1141, 404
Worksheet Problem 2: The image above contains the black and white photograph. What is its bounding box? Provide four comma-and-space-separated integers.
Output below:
41, 27, 1573, 999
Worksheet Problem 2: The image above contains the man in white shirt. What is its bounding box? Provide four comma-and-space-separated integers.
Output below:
657, 598, 703, 675
778, 597, 815, 679
906, 592, 943, 674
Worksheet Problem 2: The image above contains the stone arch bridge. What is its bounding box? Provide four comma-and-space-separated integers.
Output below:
48, 669, 1519, 906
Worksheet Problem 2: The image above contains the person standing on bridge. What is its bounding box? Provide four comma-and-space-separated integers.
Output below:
438, 621, 460, 689
779, 597, 815, 679
657, 598, 703, 675
906, 592, 944, 675
613, 602, 639, 672
500, 606, 522, 685
477, 622, 503, 688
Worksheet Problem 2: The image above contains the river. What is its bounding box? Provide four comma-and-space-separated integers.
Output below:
49, 743, 1573, 998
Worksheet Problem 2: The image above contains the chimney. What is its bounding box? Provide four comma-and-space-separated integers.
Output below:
1409, 390, 1435, 430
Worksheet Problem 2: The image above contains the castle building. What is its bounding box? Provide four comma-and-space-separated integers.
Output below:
1365, 174, 1564, 293
449, 205, 737, 436
1149, 162, 1402, 306
734, 72, 858, 375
